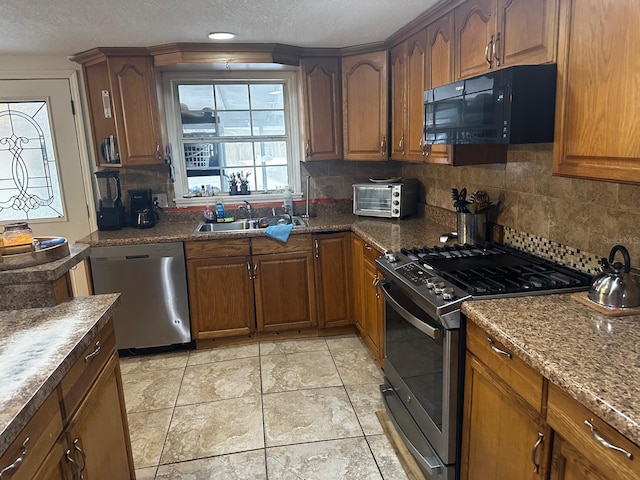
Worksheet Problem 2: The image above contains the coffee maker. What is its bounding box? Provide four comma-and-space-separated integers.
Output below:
95, 171, 126, 230
129, 189, 157, 229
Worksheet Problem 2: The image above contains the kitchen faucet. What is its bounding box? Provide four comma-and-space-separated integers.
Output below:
238, 200, 253, 220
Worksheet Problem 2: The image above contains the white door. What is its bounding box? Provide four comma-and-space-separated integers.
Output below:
0, 77, 94, 295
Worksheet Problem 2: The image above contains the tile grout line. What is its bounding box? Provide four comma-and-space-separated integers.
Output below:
258, 341, 270, 479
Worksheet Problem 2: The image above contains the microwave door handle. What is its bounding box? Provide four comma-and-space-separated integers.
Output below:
380, 282, 441, 340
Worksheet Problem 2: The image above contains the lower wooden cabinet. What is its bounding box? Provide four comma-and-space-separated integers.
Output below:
0, 319, 134, 480
313, 233, 353, 329
351, 233, 384, 364
461, 321, 548, 480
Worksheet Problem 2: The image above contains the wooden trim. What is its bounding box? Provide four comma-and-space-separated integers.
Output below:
69, 47, 152, 65
340, 41, 389, 57
300, 47, 342, 57
386, 0, 464, 47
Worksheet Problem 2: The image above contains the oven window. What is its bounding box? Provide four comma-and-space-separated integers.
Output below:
355, 187, 391, 212
385, 289, 444, 430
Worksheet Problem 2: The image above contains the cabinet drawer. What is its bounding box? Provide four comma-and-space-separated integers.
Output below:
0, 391, 63, 480
59, 319, 115, 420
252, 234, 312, 255
548, 382, 640, 478
466, 321, 543, 410
185, 239, 250, 259
362, 241, 382, 264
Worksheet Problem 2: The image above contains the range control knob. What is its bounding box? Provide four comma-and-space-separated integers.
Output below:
425, 277, 442, 289
393, 208, 399, 214
433, 282, 446, 294
384, 251, 399, 263
393, 200, 400, 206
393, 191, 400, 197
442, 287, 456, 300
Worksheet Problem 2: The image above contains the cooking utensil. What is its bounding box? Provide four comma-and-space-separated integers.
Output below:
588, 245, 640, 308
452, 187, 471, 213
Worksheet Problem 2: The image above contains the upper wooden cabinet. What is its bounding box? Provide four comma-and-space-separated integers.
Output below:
553, 0, 640, 184
72, 49, 164, 167
342, 50, 389, 161
391, 32, 428, 163
454, 0, 558, 79
300, 57, 343, 161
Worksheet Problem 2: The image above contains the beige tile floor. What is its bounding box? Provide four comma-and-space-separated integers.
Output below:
119, 334, 410, 480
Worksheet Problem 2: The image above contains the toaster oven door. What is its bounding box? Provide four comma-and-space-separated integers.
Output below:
353, 185, 395, 218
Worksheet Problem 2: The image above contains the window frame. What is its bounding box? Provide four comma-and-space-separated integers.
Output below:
163, 70, 303, 207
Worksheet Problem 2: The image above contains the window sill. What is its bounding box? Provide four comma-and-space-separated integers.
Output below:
174, 191, 303, 208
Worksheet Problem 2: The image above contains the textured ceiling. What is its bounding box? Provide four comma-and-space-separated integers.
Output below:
2, 0, 439, 57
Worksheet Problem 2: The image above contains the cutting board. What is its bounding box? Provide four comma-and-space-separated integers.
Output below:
571, 291, 640, 317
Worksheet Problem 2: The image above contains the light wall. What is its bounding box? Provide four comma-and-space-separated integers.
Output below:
403, 144, 640, 265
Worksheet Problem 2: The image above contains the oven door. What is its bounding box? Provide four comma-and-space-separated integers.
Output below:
380, 280, 462, 475
353, 185, 394, 218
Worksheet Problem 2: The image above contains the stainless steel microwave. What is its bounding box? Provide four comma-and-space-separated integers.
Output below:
353, 179, 419, 218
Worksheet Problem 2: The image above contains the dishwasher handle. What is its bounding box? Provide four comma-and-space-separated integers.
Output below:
125, 254, 150, 260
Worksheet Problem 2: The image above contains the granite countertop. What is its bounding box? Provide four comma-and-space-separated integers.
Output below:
0, 243, 91, 285
462, 294, 640, 446
0, 294, 121, 455
76, 213, 454, 252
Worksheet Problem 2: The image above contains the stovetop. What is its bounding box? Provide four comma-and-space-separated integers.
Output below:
377, 242, 592, 309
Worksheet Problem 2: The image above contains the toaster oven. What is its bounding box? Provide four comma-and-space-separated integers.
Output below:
353, 179, 419, 218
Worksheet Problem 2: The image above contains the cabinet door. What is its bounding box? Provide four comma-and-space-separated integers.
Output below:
454, 0, 497, 79
187, 256, 255, 339
301, 57, 342, 161
390, 42, 407, 161
66, 354, 135, 480
553, 0, 640, 183
426, 13, 454, 164
461, 353, 548, 480
254, 251, 316, 332
108, 56, 163, 166
33, 440, 72, 480
351, 234, 365, 334
550, 435, 615, 480
362, 258, 384, 364
342, 50, 389, 161
405, 30, 428, 162
314, 233, 352, 329
496, 0, 558, 67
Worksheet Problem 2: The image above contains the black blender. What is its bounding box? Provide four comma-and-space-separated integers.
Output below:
95, 171, 126, 230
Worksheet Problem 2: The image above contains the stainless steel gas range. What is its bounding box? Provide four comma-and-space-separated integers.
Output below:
375, 242, 592, 479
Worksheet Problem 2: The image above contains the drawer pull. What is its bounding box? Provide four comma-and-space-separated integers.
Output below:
487, 337, 512, 359
74, 439, 87, 477
584, 420, 633, 460
66, 449, 82, 479
84, 341, 101, 362
530, 432, 544, 473
0, 437, 29, 478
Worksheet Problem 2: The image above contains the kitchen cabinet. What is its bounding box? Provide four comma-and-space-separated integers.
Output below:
547, 383, 640, 480
313, 232, 353, 329
342, 50, 389, 161
454, 0, 558, 79
553, 0, 640, 184
351, 234, 384, 365
0, 319, 134, 480
461, 321, 548, 479
391, 31, 428, 163
72, 49, 164, 167
186, 239, 255, 342
252, 236, 316, 333
300, 57, 342, 161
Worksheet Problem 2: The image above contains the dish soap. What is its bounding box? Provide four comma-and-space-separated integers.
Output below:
283, 186, 293, 215
215, 201, 225, 220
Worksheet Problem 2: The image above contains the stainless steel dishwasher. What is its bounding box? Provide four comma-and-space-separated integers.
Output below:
90, 242, 191, 350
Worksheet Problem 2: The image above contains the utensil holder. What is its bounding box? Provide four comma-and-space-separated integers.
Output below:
457, 212, 487, 244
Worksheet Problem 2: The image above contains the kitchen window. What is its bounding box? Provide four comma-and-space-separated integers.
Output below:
164, 71, 302, 206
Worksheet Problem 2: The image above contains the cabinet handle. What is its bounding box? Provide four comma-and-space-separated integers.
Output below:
419, 137, 429, 157
247, 261, 253, 280
65, 449, 82, 480
399, 135, 405, 155
485, 34, 494, 68
305, 139, 311, 158
73, 439, 87, 478
487, 337, 512, 359
584, 420, 633, 459
314, 239, 320, 258
530, 432, 544, 473
373, 275, 381, 299
84, 341, 101, 362
364, 244, 372, 251
493, 32, 501, 67
380, 136, 387, 155
253, 264, 258, 280
0, 437, 29, 478
156, 141, 162, 161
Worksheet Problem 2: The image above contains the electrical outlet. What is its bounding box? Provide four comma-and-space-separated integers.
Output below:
154, 193, 168, 208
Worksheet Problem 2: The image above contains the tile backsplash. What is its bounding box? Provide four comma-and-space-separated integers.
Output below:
403, 144, 640, 266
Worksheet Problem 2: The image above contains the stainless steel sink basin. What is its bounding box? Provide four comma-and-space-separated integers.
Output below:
194, 216, 305, 234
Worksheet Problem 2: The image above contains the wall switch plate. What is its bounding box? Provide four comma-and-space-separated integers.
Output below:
154, 193, 168, 208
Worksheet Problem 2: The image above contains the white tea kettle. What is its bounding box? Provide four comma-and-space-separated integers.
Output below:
588, 245, 640, 308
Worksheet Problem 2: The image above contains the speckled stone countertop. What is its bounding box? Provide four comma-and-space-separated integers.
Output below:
462, 294, 640, 446
77, 213, 454, 252
0, 294, 120, 456
0, 243, 90, 285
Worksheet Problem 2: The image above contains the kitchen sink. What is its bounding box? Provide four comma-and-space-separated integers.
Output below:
194, 216, 305, 234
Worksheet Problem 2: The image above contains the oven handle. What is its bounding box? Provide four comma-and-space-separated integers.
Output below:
380, 282, 441, 340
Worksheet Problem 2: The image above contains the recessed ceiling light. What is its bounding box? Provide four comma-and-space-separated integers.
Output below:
208, 32, 236, 40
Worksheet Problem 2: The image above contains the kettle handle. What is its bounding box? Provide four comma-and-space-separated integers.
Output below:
608, 245, 631, 273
